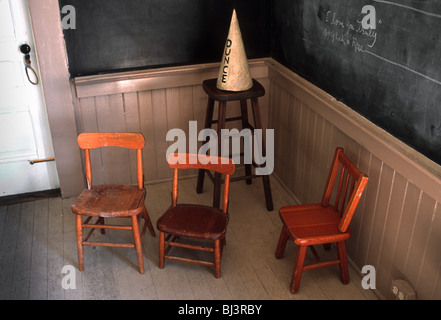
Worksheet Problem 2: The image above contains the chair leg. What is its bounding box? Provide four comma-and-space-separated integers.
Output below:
97, 217, 106, 234
290, 245, 307, 293
275, 225, 289, 259
75, 215, 84, 271
141, 205, 156, 237
159, 231, 165, 269
337, 241, 349, 284
214, 239, 221, 278
131, 215, 144, 274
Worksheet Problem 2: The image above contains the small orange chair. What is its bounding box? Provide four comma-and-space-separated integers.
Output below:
275, 147, 368, 293
157, 153, 235, 278
71, 133, 156, 274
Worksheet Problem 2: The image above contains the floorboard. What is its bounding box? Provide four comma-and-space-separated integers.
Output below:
0, 175, 379, 301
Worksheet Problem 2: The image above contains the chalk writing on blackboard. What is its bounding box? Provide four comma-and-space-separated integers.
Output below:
319, 6, 379, 53
317, 2, 441, 87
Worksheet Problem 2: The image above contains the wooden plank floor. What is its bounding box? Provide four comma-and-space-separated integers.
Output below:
0, 173, 378, 300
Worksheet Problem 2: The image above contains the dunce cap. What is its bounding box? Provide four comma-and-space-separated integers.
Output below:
216, 9, 253, 92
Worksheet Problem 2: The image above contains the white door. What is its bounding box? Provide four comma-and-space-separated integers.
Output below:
0, 0, 59, 197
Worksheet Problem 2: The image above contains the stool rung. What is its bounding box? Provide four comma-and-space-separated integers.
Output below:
209, 120, 255, 132
210, 116, 243, 124
230, 175, 260, 182
206, 170, 260, 184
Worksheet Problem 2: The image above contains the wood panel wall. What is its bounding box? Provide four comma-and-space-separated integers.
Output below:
267, 59, 441, 300
71, 58, 441, 299
72, 60, 269, 186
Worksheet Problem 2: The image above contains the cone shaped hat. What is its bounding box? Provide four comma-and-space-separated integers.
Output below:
216, 10, 253, 91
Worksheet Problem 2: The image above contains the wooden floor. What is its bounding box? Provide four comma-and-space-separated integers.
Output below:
0, 173, 378, 300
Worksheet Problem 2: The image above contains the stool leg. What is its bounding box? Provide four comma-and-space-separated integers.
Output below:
251, 97, 273, 211
213, 101, 227, 208
197, 98, 215, 194
240, 99, 252, 184
262, 176, 273, 211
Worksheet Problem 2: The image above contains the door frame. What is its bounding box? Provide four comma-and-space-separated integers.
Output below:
28, 0, 83, 198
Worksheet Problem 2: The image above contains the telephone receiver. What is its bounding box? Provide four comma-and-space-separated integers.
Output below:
19, 43, 39, 85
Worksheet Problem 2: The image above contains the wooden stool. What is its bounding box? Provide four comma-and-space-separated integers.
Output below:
196, 78, 273, 211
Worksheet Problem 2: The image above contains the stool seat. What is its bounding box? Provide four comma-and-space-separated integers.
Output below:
197, 78, 273, 211
202, 79, 265, 101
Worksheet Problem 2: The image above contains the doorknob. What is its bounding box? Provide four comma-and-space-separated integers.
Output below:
20, 43, 31, 55
19, 43, 39, 85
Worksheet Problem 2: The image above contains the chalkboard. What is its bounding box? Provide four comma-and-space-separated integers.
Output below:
271, 0, 441, 165
59, 0, 270, 77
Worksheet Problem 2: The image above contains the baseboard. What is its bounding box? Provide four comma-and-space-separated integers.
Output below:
0, 188, 61, 205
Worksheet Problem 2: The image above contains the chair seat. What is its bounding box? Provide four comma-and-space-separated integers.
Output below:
71, 184, 146, 217
275, 148, 368, 293
279, 204, 351, 246
157, 204, 229, 241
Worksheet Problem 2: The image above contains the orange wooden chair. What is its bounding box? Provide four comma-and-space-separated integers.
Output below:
71, 133, 156, 274
275, 147, 368, 293
157, 153, 235, 278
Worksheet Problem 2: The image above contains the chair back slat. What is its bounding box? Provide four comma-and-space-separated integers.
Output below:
77, 132, 145, 190
338, 175, 368, 232
334, 167, 345, 211
167, 153, 235, 175
321, 148, 368, 233
335, 167, 352, 214
167, 153, 235, 214
78, 132, 145, 149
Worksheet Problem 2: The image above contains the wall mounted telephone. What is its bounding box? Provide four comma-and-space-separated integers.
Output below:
20, 44, 39, 85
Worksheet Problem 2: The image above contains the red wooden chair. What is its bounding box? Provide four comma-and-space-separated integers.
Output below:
71, 133, 156, 274
157, 153, 235, 278
275, 147, 368, 293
